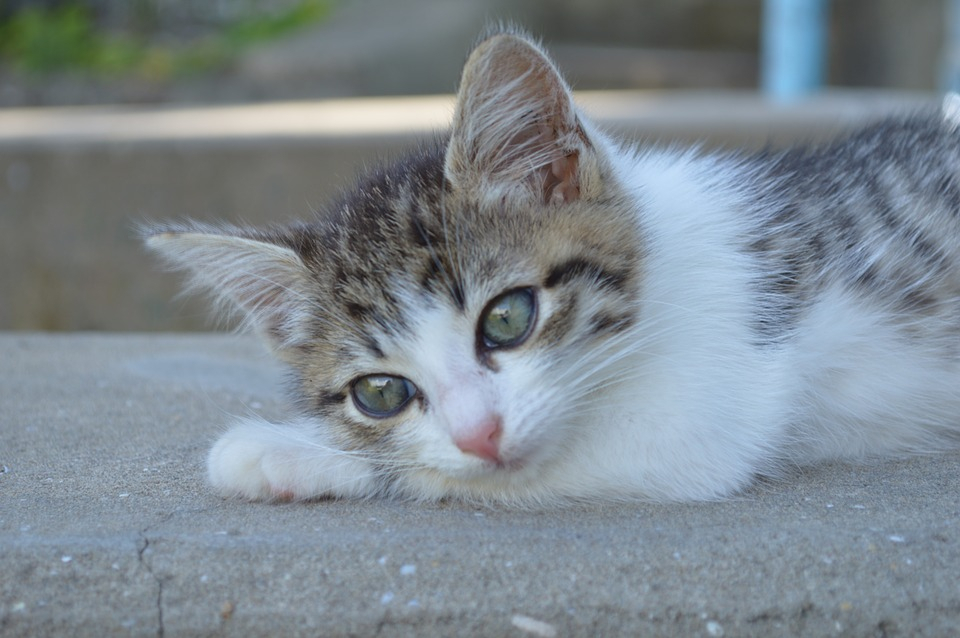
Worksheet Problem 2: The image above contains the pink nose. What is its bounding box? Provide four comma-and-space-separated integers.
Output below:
454, 417, 502, 463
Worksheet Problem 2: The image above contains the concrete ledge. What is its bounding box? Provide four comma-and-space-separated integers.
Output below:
0, 90, 935, 331
3, 333, 960, 636
0, 90, 932, 147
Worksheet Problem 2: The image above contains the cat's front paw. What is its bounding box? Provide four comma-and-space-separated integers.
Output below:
207, 419, 375, 501
207, 422, 281, 500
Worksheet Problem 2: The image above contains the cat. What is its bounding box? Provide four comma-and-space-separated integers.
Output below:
146, 27, 960, 506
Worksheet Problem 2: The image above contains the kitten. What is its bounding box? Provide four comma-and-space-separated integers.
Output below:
146, 28, 960, 505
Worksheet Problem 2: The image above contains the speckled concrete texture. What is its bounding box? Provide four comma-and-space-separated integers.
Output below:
3, 333, 960, 636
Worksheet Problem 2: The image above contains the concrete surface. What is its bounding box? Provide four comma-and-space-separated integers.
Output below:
3, 332, 960, 636
0, 90, 935, 332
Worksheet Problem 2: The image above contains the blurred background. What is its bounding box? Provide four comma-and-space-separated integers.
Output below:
0, 0, 948, 105
0, 0, 952, 331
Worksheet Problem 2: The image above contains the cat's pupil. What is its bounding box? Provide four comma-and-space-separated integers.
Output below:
351, 375, 416, 418
480, 288, 536, 349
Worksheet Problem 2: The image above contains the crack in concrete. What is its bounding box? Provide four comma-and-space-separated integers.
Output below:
134, 509, 194, 638
137, 529, 165, 638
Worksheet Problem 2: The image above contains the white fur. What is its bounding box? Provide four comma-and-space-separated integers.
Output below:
943, 93, 960, 131
208, 418, 376, 500
787, 286, 960, 459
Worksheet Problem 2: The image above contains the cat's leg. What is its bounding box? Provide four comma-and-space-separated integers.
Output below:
207, 417, 376, 501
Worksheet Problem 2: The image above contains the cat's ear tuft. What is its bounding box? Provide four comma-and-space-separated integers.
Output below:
445, 31, 591, 205
145, 225, 313, 350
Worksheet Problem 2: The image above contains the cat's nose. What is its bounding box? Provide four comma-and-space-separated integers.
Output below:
453, 416, 502, 463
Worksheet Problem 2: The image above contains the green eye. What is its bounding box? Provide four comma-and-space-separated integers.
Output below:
480, 287, 537, 349
351, 375, 417, 418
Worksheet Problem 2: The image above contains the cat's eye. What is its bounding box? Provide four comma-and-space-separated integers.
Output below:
480, 287, 537, 349
351, 375, 417, 418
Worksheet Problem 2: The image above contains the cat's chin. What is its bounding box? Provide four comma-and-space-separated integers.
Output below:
408, 452, 552, 502
435, 459, 524, 482
463, 456, 529, 477
405, 464, 565, 506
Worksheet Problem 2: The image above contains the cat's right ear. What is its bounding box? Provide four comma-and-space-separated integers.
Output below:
445, 30, 598, 206
144, 225, 312, 350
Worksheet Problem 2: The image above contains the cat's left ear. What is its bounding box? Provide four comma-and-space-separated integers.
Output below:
145, 225, 313, 352
445, 30, 599, 205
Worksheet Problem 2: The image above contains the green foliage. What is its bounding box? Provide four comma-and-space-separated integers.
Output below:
0, 3, 99, 72
225, 0, 330, 47
0, 0, 332, 78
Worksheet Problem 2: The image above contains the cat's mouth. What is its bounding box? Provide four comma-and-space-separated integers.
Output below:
490, 456, 526, 472
450, 450, 534, 480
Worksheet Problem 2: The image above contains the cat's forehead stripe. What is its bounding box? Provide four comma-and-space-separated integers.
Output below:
418, 254, 467, 311
364, 336, 386, 359
544, 257, 629, 291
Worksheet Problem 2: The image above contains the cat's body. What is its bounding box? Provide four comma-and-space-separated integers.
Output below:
148, 29, 960, 505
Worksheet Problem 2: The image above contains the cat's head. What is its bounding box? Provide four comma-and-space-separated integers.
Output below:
147, 29, 644, 502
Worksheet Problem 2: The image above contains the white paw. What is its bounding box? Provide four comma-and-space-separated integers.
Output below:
207, 422, 278, 500
206, 419, 376, 501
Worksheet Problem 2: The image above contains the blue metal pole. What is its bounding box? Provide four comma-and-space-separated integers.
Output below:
942, 0, 960, 92
761, 0, 830, 101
